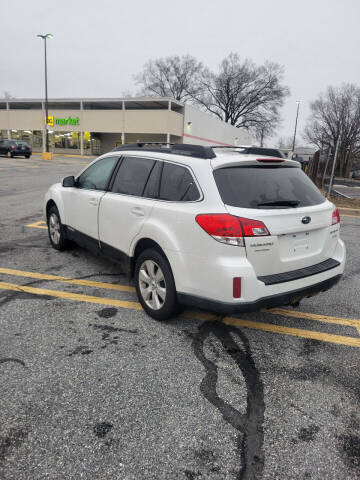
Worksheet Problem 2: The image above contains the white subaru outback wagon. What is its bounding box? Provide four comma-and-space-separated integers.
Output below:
44, 144, 345, 320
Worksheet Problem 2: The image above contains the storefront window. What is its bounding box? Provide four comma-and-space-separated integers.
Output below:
10, 129, 20, 140
68, 132, 79, 149
33, 131, 42, 148
52, 131, 80, 149
1, 128, 99, 153
21, 130, 33, 145
91, 137, 101, 155
48, 131, 55, 148
83, 131, 91, 151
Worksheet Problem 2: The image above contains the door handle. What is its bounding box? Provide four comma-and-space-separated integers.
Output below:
130, 207, 145, 217
89, 198, 98, 207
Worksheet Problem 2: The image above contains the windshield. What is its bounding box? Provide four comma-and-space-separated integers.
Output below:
214, 166, 325, 209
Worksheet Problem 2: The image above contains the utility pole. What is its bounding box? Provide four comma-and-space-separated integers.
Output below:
292, 101, 300, 152
321, 148, 331, 189
37, 33, 53, 154
327, 131, 341, 198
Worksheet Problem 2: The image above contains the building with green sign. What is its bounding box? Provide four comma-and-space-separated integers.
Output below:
0, 97, 252, 155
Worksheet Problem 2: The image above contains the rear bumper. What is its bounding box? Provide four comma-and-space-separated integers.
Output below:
177, 274, 342, 315
12, 151, 31, 156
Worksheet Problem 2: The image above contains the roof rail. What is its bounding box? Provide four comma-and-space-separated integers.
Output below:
113, 143, 216, 159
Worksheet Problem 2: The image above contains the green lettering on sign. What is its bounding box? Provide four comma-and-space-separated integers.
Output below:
54, 116, 80, 126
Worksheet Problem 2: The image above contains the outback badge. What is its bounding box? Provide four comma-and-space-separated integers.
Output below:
301, 216, 311, 224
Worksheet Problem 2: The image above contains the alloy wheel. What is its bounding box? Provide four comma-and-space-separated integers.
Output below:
49, 213, 61, 245
138, 260, 166, 310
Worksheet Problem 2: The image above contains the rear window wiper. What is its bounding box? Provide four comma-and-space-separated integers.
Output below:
257, 200, 300, 208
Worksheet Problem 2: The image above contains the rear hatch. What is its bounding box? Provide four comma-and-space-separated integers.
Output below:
17, 142, 30, 152
213, 162, 339, 276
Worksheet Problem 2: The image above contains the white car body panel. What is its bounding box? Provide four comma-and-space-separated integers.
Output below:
62, 187, 104, 240
43, 148, 346, 312
99, 193, 154, 253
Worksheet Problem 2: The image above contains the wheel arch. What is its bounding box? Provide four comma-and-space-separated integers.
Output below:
46, 199, 57, 219
130, 238, 168, 278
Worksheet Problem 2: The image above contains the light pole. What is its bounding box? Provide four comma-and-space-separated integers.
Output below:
37, 33, 53, 154
292, 101, 300, 153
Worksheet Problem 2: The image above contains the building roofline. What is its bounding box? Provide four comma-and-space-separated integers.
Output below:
0, 96, 184, 106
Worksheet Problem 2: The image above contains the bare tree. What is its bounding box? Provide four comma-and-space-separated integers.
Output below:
1, 91, 14, 99
135, 55, 203, 102
276, 136, 295, 149
304, 84, 360, 177
252, 113, 281, 146
193, 54, 289, 131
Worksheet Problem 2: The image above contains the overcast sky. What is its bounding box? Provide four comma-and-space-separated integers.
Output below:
2, 0, 360, 145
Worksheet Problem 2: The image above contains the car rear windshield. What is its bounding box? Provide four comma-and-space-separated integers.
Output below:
9, 141, 29, 146
213, 166, 325, 209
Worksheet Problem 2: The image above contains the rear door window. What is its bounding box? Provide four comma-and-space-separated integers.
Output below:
111, 156, 155, 196
214, 166, 325, 209
159, 163, 200, 201
143, 161, 162, 198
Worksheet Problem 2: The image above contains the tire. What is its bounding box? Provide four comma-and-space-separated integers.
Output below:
135, 248, 179, 321
25, 154, 30, 159
47, 205, 70, 251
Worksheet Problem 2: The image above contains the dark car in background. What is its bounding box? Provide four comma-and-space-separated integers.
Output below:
0, 139, 32, 158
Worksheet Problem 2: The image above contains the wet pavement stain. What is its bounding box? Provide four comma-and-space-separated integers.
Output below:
298, 425, 320, 442
338, 433, 360, 473
0, 427, 29, 464
0, 358, 25, 367
184, 470, 201, 479
89, 323, 139, 350
68, 346, 93, 356
96, 307, 118, 318
193, 321, 265, 480
93, 422, 113, 439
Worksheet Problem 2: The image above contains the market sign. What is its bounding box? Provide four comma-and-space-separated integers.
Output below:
46, 116, 80, 126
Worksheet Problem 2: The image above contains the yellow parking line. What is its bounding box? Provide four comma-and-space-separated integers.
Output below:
25, 221, 47, 230
263, 308, 360, 329
221, 316, 360, 348
0, 281, 141, 310
0, 280, 359, 348
0, 267, 135, 293
3, 266, 359, 332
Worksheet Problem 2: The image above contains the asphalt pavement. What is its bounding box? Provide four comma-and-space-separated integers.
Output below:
333, 184, 360, 199
0, 154, 359, 479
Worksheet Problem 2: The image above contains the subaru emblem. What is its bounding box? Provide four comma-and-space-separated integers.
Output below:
301, 216, 311, 224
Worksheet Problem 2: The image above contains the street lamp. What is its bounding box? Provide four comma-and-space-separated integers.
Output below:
292, 101, 300, 153
37, 33, 54, 154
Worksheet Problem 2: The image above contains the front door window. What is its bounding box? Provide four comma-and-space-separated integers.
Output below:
77, 156, 118, 191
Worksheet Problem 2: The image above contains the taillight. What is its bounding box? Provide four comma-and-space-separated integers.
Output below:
195, 214, 269, 246
240, 217, 270, 236
332, 207, 340, 225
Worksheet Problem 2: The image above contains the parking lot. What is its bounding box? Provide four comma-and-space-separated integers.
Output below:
1, 154, 360, 479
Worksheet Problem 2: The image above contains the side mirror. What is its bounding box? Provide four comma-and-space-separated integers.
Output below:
62, 175, 76, 187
